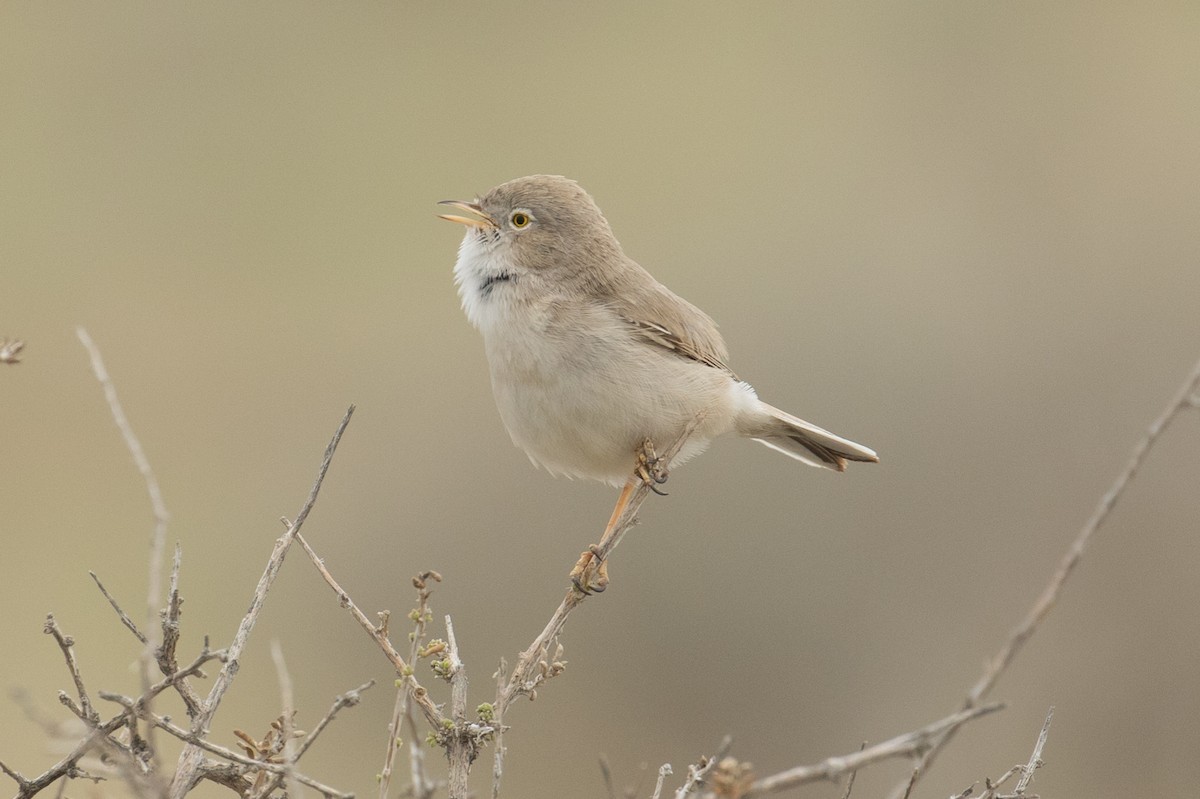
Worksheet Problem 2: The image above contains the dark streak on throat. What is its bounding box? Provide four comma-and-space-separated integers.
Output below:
479, 271, 514, 297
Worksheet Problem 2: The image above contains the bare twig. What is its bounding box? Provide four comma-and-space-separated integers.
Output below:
674, 737, 732, 798
295, 531, 444, 731
405, 707, 441, 799
141, 644, 227, 705
500, 413, 706, 714
838, 743, 866, 799
489, 659, 508, 799
42, 616, 98, 724
889, 355, 1200, 798
966, 709, 1054, 799
156, 545, 204, 717
484, 412, 705, 791
2, 648, 223, 799
168, 404, 355, 799
266, 641, 298, 799
88, 572, 149, 645
302, 680, 376, 760
978, 769, 1027, 799
650, 764, 673, 799
974, 765, 1021, 799
381, 573, 439, 799
445, 616, 467, 720
78, 326, 173, 759
102, 694, 350, 799
699, 703, 1003, 798
251, 680, 377, 799
1012, 707, 1053, 795
445, 615, 471, 798
77, 327, 170, 644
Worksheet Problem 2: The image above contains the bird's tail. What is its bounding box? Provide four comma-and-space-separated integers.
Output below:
742, 401, 878, 472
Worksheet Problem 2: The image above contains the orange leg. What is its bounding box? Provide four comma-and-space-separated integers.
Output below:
569, 439, 673, 594
601, 479, 637, 546
569, 478, 637, 593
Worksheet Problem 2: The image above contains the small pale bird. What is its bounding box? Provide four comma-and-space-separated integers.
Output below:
440, 175, 877, 589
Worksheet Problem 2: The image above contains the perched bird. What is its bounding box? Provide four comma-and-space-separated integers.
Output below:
440, 175, 876, 589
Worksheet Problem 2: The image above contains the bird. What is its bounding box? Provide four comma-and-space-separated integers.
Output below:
439, 175, 876, 590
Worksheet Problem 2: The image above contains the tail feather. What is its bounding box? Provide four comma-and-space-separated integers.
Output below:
748, 402, 878, 472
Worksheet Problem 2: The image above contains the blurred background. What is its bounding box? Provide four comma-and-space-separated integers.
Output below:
3, 3, 1199, 797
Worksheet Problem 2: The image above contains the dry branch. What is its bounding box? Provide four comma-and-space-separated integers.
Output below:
294, 532, 445, 730
504, 411, 708, 709
888, 356, 1200, 798
963, 707, 1053, 799
77, 328, 170, 641
673, 737, 732, 798
380, 573, 439, 799
1012, 707, 1053, 795
489, 412, 706, 798
692, 703, 1003, 799
2, 647, 224, 799
7, 332, 1194, 799
169, 404, 355, 799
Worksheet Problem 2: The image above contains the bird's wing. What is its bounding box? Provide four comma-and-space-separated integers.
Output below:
610, 277, 737, 378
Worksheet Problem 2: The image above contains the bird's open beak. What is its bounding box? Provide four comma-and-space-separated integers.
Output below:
437, 199, 497, 229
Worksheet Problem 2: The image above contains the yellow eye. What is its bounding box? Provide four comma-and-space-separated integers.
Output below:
510, 211, 530, 228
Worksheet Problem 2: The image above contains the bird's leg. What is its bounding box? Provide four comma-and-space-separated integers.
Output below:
570, 478, 635, 594
635, 437, 670, 495
569, 438, 672, 593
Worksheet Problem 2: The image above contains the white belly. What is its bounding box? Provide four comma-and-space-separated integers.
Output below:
479, 298, 742, 485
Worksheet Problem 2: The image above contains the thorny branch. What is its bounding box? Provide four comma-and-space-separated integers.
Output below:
887, 356, 1200, 799
294, 532, 445, 730
490, 413, 707, 798
1, 646, 225, 799
13, 340, 399, 798
42, 615, 98, 725
1012, 707, 1053, 795
169, 403, 356, 799
959, 707, 1053, 799
689, 703, 1004, 799
380, 572, 440, 799
78, 327, 171, 758
89, 571, 149, 645
8, 334, 1196, 799
77, 327, 170, 652
100, 693, 349, 799
443, 616, 473, 799
673, 737, 732, 799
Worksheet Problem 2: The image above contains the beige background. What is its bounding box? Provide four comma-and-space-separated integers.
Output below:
3, 3, 1200, 797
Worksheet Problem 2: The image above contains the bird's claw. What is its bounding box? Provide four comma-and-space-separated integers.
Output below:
636, 438, 670, 495
569, 548, 609, 594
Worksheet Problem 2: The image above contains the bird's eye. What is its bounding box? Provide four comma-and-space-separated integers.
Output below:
510, 211, 530, 228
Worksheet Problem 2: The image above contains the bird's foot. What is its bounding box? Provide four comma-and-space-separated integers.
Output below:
569, 545, 609, 594
636, 438, 670, 495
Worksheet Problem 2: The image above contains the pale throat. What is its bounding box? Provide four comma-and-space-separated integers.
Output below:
454, 233, 521, 331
